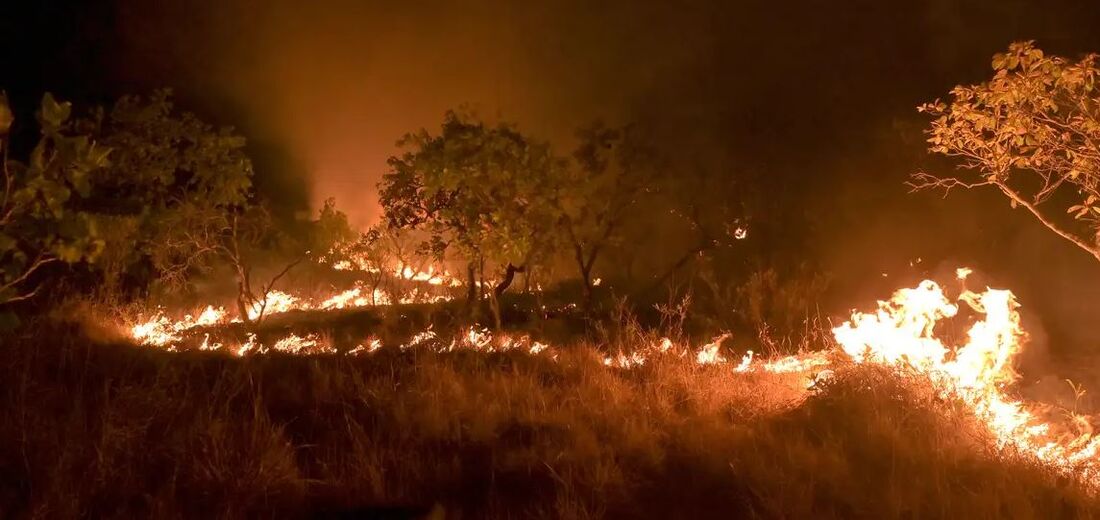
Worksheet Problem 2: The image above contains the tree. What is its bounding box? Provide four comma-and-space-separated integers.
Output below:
915, 41, 1100, 262
313, 198, 358, 248
153, 202, 283, 323
323, 224, 437, 305
640, 158, 748, 298
553, 122, 660, 309
76, 89, 334, 323
154, 197, 354, 324
78, 89, 254, 295
378, 110, 561, 328
0, 92, 109, 305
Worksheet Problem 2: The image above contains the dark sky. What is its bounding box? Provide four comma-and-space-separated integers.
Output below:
4, 0, 1100, 350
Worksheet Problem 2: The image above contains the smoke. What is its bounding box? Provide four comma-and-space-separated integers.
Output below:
108, 0, 700, 226
97, 0, 1100, 225
10, 0, 1100, 352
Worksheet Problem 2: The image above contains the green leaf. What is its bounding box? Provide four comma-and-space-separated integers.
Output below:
38, 93, 72, 133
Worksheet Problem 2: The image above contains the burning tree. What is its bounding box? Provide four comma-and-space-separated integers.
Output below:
378, 110, 560, 328
915, 41, 1100, 262
0, 93, 109, 306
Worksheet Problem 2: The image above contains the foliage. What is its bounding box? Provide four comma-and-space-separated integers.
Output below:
309, 197, 358, 255
0, 92, 109, 305
379, 110, 563, 326
3, 319, 1095, 518
916, 41, 1100, 261
554, 122, 661, 306
79, 89, 255, 292
87, 89, 252, 210
379, 110, 561, 281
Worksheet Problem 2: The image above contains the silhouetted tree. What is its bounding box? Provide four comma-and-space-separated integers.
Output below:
378, 110, 560, 328
552, 122, 661, 310
916, 41, 1100, 262
0, 92, 109, 306
73, 90, 255, 297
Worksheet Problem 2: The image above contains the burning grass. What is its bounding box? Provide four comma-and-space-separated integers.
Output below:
0, 316, 1097, 518
5, 271, 1100, 517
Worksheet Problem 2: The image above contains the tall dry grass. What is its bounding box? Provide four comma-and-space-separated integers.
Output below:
0, 317, 1095, 519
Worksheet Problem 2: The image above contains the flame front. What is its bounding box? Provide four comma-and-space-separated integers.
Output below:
119, 264, 1100, 486
833, 278, 1100, 482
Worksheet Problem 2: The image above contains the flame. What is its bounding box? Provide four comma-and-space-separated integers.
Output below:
247, 290, 305, 320
734, 350, 754, 372
270, 333, 336, 355
235, 333, 258, 356
331, 258, 382, 273
130, 305, 227, 346
833, 275, 1100, 482
395, 262, 463, 287
696, 334, 730, 365
118, 258, 1100, 486
319, 286, 381, 309
348, 338, 383, 356
127, 264, 455, 347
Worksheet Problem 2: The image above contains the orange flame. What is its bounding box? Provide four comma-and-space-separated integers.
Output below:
834, 275, 1100, 482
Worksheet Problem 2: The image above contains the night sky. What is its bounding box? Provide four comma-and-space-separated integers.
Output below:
5, 0, 1100, 351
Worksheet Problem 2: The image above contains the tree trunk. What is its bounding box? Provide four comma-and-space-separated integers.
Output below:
477, 258, 491, 326
641, 241, 711, 297
488, 291, 503, 330
487, 263, 525, 331
234, 267, 253, 324
465, 262, 477, 306
580, 264, 594, 314
493, 263, 525, 297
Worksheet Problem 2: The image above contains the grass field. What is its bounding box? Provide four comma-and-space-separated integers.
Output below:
0, 314, 1095, 519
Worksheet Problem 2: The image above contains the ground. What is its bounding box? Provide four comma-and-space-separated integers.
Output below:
0, 314, 1095, 519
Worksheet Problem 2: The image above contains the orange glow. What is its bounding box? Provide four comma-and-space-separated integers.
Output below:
120, 264, 1100, 486
834, 275, 1100, 482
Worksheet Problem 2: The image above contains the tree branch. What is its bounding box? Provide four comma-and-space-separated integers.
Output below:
907, 171, 994, 195
0, 253, 58, 304
994, 180, 1100, 262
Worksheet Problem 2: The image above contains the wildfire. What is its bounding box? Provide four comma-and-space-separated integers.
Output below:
247, 290, 303, 320
118, 262, 1100, 485
127, 267, 455, 347
833, 276, 1100, 482
696, 334, 730, 365
130, 305, 226, 346
395, 262, 463, 287
319, 286, 389, 309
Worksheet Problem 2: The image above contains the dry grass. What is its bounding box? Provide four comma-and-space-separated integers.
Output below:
0, 318, 1096, 519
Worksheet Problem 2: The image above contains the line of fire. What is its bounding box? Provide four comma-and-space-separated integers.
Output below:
2, 2, 1100, 518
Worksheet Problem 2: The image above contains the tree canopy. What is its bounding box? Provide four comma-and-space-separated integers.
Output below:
553, 122, 661, 306
379, 110, 562, 287
916, 41, 1100, 262
0, 93, 109, 305
79, 89, 255, 293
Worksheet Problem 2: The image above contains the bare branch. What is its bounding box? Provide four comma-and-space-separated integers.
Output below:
907, 171, 993, 196
0, 253, 59, 304
994, 180, 1100, 262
